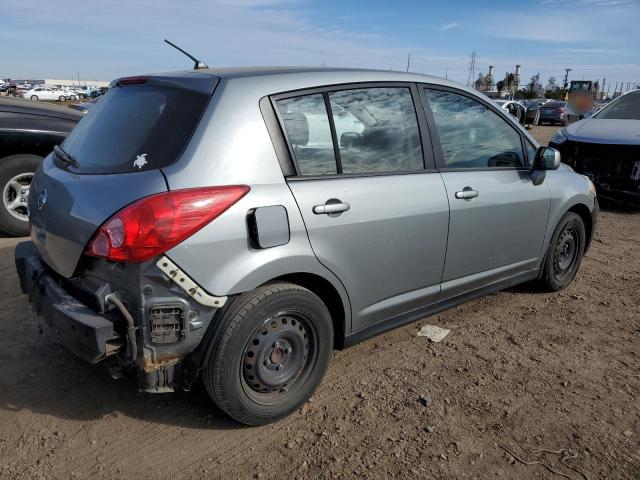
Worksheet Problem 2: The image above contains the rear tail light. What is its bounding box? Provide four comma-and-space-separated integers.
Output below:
86, 185, 249, 263
558, 108, 565, 113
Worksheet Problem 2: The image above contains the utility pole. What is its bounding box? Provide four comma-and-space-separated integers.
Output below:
445, 67, 448, 79
406, 52, 411, 73
601, 78, 606, 100
614, 82, 619, 96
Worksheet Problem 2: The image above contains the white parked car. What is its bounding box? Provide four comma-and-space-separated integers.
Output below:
23, 87, 69, 102
60, 88, 80, 100
494, 99, 539, 129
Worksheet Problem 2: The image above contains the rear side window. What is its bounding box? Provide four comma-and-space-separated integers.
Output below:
276, 94, 337, 175
329, 87, 423, 174
275, 86, 424, 176
62, 84, 210, 174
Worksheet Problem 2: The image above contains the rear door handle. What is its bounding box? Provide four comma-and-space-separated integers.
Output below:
455, 188, 479, 200
313, 201, 350, 215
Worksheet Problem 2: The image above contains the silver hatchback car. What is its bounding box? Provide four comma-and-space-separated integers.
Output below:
15, 67, 598, 425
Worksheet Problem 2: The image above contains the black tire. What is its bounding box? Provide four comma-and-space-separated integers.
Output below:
0, 154, 42, 236
540, 212, 586, 291
30, 95, 38, 101
203, 283, 333, 425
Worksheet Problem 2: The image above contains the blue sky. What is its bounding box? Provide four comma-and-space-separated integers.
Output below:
2, 0, 639, 89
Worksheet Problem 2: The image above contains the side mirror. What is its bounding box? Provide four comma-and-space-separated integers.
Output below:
534, 146, 561, 170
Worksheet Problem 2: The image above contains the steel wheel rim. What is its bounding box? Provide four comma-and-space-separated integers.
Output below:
241, 311, 317, 405
553, 226, 579, 280
2, 172, 33, 221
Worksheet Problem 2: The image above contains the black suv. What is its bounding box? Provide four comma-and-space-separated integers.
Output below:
0, 97, 82, 235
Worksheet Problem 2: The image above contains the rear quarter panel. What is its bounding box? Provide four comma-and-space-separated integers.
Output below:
162, 78, 352, 330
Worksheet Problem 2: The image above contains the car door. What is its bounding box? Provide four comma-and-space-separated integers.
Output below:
273, 85, 450, 333
421, 86, 550, 298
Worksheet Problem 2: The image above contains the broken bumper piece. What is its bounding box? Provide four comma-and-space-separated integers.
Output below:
14, 241, 122, 363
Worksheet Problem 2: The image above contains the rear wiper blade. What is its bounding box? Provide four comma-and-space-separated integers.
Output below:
53, 145, 79, 168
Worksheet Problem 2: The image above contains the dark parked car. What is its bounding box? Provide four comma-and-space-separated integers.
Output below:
539, 100, 567, 126
0, 97, 82, 235
550, 89, 640, 204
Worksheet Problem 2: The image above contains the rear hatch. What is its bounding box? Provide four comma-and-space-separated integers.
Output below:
28, 73, 218, 277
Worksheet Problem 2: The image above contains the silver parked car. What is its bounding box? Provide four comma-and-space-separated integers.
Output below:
15, 67, 598, 425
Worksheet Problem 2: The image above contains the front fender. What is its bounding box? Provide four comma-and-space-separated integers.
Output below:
539, 166, 597, 269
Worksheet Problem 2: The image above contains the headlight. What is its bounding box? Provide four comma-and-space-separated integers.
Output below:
550, 130, 567, 145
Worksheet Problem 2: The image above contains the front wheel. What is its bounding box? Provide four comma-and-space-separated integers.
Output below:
540, 212, 586, 291
30, 95, 38, 101
0, 154, 42, 236
203, 283, 334, 425
58, 96, 66, 102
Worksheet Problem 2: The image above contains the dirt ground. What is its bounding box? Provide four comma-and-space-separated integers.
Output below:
0, 126, 638, 479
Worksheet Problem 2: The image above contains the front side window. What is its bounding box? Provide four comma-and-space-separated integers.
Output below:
276, 94, 337, 176
425, 89, 525, 169
328, 87, 423, 173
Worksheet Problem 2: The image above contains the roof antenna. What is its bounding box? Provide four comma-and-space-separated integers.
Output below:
164, 39, 209, 70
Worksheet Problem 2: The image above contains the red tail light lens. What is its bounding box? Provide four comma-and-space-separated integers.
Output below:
558, 107, 565, 113
86, 185, 249, 263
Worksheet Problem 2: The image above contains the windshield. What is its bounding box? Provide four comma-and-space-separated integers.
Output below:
62, 83, 211, 174
594, 92, 640, 120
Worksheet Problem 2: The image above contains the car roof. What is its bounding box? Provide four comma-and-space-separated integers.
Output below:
0, 96, 83, 121
138, 66, 473, 94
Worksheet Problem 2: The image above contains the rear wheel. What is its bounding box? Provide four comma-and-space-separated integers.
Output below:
58, 96, 66, 102
540, 212, 586, 291
203, 283, 333, 425
30, 95, 38, 101
0, 154, 42, 236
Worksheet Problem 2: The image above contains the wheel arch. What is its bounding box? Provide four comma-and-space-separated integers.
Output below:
266, 272, 348, 349
567, 202, 594, 252
182, 270, 351, 390
0, 131, 67, 159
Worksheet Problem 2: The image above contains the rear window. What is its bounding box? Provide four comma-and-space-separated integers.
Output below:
62, 84, 211, 174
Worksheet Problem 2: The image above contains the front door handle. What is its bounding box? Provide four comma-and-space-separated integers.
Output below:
313, 201, 350, 215
455, 188, 479, 200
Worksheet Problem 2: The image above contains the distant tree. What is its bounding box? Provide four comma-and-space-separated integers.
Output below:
545, 89, 565, 100
496, 80, 505, 96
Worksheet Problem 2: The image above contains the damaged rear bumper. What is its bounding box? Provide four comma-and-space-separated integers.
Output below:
15, 240, 222, 392
15, 241, 122, 363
